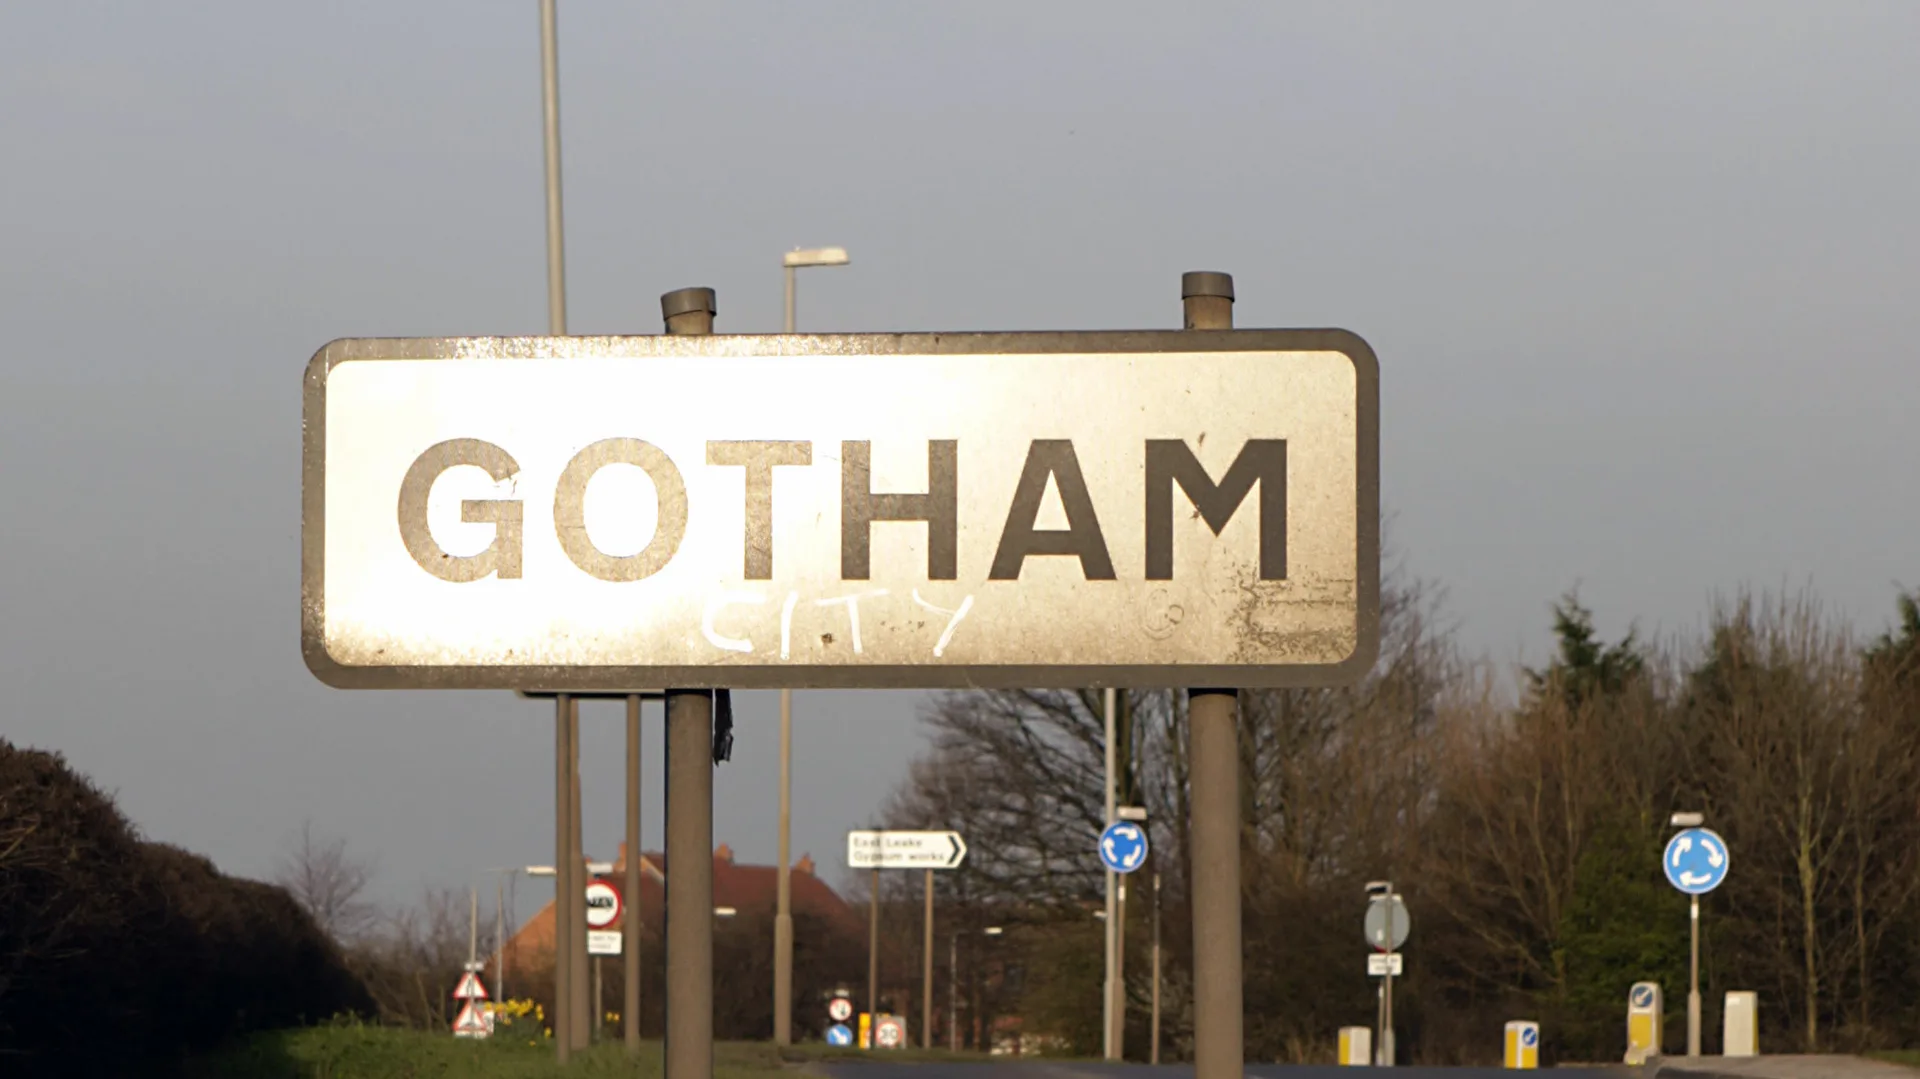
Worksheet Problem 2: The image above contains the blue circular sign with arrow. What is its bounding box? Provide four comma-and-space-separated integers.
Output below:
1099, 821, 1149, 874
1663, 827, 1730, 895
1631, 984, 1655, 1009
826, 1023, 853, 1047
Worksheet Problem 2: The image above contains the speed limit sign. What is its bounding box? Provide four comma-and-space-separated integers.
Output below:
874, 1015, 906, 1048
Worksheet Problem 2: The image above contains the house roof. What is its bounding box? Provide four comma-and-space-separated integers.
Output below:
501, 842, 858, 972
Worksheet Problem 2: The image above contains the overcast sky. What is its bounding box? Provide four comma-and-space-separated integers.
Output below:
2, 2, 1915, 919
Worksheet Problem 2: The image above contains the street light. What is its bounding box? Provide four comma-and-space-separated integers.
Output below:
774, 243, 850, 1049
951, 926, 1006, 1052
1672, 810, 1706, 1055
715, 907, 738, 918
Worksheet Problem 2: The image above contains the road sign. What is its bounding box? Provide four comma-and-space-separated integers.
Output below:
588, 930, 622, 955
452, 970, 489, 1000
585, 880, 623, 927
828, 997, 854, 1023
1098, 821, 1149, 874
826, 1023, 854, 1047
1626, 981, 1663, 1065
1367, 952, 1403, 977
1663, 827, 1730, 895
1504, 1020, 1539, 1068
452, 999, 491, 1038
1365, 894, 1410, 951
874, 1014, 907, 1049
848, 830, 968, 870
301, 331, 1380, 692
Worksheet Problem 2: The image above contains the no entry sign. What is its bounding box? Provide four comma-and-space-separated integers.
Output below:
301, 330, 1378, 690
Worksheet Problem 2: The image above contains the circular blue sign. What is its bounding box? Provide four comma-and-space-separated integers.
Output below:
1663, 827, 1730, 895
1099, 821, 1149, 874
1631, 984, 1655, 1009
826, 1023, 853, 1047
1521, 1026, 1538, 1047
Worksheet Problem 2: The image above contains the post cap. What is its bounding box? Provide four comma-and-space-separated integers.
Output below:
660, 287, 717, 320
1181, 271, 1235, 301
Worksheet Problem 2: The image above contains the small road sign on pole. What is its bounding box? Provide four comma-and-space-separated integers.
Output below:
829, 996, 854, 1023
847, 830, 967, 870
1364, 894, 1410, 951
874, 1015, 907, 1049
826, 1024, 854, 1047
1099, 821, 1149, 874
1367, 953, 1403, 977
585, 880, 623, 927
1663, 828, 1730, 895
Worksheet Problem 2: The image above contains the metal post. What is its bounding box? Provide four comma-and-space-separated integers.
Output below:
1689, 894, 1702, 1056
1382, 884, 1394, 1067
1114, 875, 1128, 1059
570, 700, 589, 1050
1103, 686, 1117, 1060
496, 875, 507, 1003
1150, 871, 1162, 1065
923, 870, 935, 1048
663, 287, 717, 1079
950, 932, 960, 1052
1182, 270, 1244, 1079
869, 866, 881, 1041
594, 956, 604, 1041
775, 687, 794, 1046
470, 886, 479, 965
783, 265, 797, 335
554, 695, 573, 1064
538, 0, 567, 337
626, 693, 643, 1053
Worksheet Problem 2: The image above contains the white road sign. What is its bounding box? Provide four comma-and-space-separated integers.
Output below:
848, 830, 968, 870
588, 930, 622, 956
585, 881, 622, 928
301, 332, 1379, 691
1367, 952, 1404, 977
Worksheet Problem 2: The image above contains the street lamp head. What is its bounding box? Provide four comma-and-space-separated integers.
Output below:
715, 906, 738, 917
1116, 805, 1149, 823
984, 926, 1004, 936
525, 865, 557, 877
783, 246, 850, 268
1671, 812, 1705, 828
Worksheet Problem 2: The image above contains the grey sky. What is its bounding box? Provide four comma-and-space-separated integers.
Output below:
2, 2, 1915, 917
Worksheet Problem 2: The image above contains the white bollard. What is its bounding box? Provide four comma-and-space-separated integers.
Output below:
1338, 1026, 1372, 1066
1724, 992, 1758, 1057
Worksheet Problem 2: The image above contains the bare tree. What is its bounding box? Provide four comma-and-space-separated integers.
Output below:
274, 820, 376, 943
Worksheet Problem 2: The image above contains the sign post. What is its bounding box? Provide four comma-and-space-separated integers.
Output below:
301, 278, 1380, 1079
1663, 822, 1730, 1056
848, 830, 968, 1047
1365, 886, 1410, 1066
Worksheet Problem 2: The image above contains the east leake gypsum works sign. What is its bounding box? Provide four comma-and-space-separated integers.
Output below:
300, 330, 1378, 690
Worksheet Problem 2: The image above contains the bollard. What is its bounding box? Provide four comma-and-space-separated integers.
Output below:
1626, 981, 1662, 1065
1503, 1021, 1539, 1069
1724, 991, 1758, 1057
1339, 1026, 1372, 1066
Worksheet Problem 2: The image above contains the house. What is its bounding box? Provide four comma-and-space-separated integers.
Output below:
500, 842, 860, 975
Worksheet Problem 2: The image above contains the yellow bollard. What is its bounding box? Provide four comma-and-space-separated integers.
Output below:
1504, 1020, 1539, 1069
1626, 982, 1663, 1065
1338, 1026, 1372, 1066
858, 1012, 872, 1049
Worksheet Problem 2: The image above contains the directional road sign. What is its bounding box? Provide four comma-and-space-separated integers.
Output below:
1365, 894, 1410, 951
1367, 952, 1403, 977
848, 830, 967, 870
1663, 827, 1730, 895
1098, 821, 1149, 874
585, 880, 622, 928
826, 1024, 854, 1047
301, 331, 1379, 692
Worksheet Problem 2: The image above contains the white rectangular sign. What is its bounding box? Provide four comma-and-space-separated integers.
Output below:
1368, 952, 1403, 977
848, 830, 969, 870
302, 331, 1378, 690
588, 930, 622, 956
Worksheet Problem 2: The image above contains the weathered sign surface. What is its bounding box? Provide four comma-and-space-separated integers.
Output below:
301, 330, 1378, 689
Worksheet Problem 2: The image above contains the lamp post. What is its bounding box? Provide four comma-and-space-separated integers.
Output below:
1672, 811, 1706, 1056
773, 244, 849, 1048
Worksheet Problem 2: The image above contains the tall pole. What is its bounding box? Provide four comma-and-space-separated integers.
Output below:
774, 261, 798, 1047
662, 289, 718, 1079
496, 875, 506, 1002
539, 1, 572, 1060
1689, 894, 1702, 1056
539, 0, 567, 336
1103, 687, 1117, 1060
470, 886, 479, 965
868, 866, 881, 1042
570, 701, 589, 1050
1150, 871, 1162, 1065
554, 696, 573, 1064
923, 869, 935, 1048
775, 685, 794, 1046
949, 932, 960, 1052
626, 694, 643, 1053
1382, 886, 1395, 1066
1182, 271, 1245, 1079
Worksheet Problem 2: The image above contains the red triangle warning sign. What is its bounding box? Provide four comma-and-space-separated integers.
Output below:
453, 970, 489, 1000
452, 1000, 491, 1037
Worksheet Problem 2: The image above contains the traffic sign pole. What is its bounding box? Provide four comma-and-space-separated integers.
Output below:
1689, 895, 1701, 1056
1662, 825, 1728, 1057
1184, 273, 1245, 1079
1103, 686, 1116, 1061
664, 291, 719, 1079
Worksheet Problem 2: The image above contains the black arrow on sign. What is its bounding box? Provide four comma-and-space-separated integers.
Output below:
948, 835, 963, 866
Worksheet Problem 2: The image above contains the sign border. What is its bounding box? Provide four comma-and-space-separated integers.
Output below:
302, 329, 1379, 691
